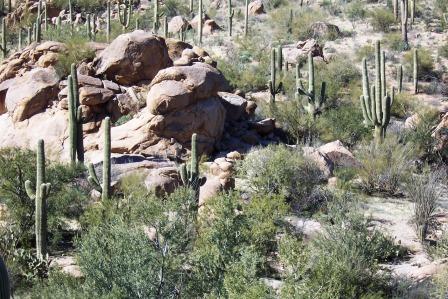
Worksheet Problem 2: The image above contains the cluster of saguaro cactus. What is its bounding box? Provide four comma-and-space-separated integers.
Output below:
0, 255, 10, 299
268, 46, 283, 103
33, 0, 43, 43
360, 41, 392, 142
198, 0, 203, 44
118, 0, 132, 30
179, 133, 205, 199
25, 140, 51, 261
413, 48, 418, 94
68, 64, 84, 165
228, 0, 234, 36
88, 117, 111, 201
297, 52, 327, 119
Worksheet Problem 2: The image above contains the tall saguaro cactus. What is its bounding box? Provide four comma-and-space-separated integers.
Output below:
179, 133, 205, 200
198, 0, 203, 44
68, 63, 84, 165
106, 1, 111, 42
393, 0, 398, 20
153, 0, 164, 33
0, 256, 10, 299
88, 117, 111, 201
397, 64, 403, 93
413, 48, 418, 94
401, 0, 409, 49
228, 0, 234, 36
360, 41, 392, 143
268, 47, 282, 103
25, 140, 51, 260
244, 0, 249, 36
297, 52, 327, 119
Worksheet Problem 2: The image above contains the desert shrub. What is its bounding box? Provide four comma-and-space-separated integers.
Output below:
356, 137, 413, 195
217, 36, 270, 92
431, 230, 448, 258
432, 267, 448, 299
316, 102, 371, 147
345, 0, 367, 23
162, 0, 190, 17
52, 0, 108, 12
280, 204, 400, 299
384, 32, 408, 52
391, 93, 418, 118
189, 192, 286, 297
356, 44, 375, 62
402, 109, 441, 161
406, 171, 444, 241
238, 145, 323, 203
438, 43, 448, 59
403, 48, 435, 80
369, 8, 395, 32
333, 167, 358, 190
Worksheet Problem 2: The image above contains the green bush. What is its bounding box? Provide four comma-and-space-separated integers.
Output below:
384, 32, 409, 52
280, 204, 400, 299
355, 44, 375, 63
438, 43, 448, 59
52, 0, 108, 12
316, 102, 371, 147
403, 48, 435, 80
390, 93, 418, 118
432, 267, 448, 299
356, 137, 413, 195
346, 0, 367, 23
369, 8, 395, 32
238, 145, 323, 203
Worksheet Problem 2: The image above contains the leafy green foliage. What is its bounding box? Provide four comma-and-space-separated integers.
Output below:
369, 8, 395, 32
403, 48, 435, 80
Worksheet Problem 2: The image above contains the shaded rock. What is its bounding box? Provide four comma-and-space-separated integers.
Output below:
165, 38, 192, 61
302, 146, 334, 178
248, 0, 265, 15
79, 86, 115, 106
190, 13, 210, 29
199, 176, 222, 206
168, 16, 190, 34
218, 92, 248, 121
203, 19, 222, 35
144, 167, 181, 196
317, 140, 359, 168
93, 31, 172, 85
249, 118, 275, 135
282, 39, 325, 64
310, 22, 341, 39
5, 68, 59, 122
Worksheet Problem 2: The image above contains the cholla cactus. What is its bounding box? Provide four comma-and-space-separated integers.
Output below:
25, 140, 51, 260
88, 117, 111, 201
360, 41, 392, 143
297, 52, 327, 118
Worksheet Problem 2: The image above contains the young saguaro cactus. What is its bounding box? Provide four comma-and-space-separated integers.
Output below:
25, 140, 51, 261
106, 1, 111, 42
198, 0, 203, 44
413, 48, 418, 94
88, 117, 111, 201
228, 0, 234, 36
179, 133, 205, 199
153, 0, 164, 33
401, 0, 409, 50
297, 52, 327, 119
360, 41, 392, 143
68, 63, 84, 165
0, 255, 10, 299
244, 0, 249, 36
268, 47, 283, 103
397, 64, 403, 93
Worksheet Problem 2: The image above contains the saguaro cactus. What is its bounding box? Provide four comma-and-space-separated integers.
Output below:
360, 41, 392, 143
25, 140, 51, 260
163, 16, 168, 38
268, 48, 282, 103
413, 48, 418, 94
297, 52, 327, 118
228, 0, 234, 36
153, 0, 164, 33
244, 0, 249, 36
88, 117, 111, 201
397, 64, 403, 93
68, 64, 84, 165
118, 0, 132, 30
401, 0, 409, 49
198, 0, 203, 44
106, 1, 111, 42
179, 133, 205, 199
411, 0, 415, 25
0, 18, 6, 59
0, 256, 10, 299
393, 0, 398, 20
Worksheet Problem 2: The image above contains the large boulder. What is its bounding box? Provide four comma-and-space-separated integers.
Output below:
317, 140, 359, 168
310, 22, 342, 39
147, 63, 229, 115
168, 16, 190, 34
282, 39, 325, 65
248, 0, 265, 15
93, 31, 172, 85
5, 67, 59, 122
218, 92, 248, 121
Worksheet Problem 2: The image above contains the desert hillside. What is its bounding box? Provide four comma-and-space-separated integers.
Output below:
0, 0, 447, 298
